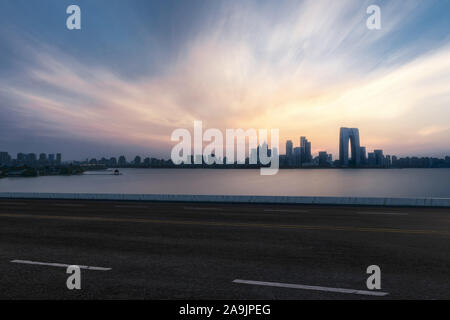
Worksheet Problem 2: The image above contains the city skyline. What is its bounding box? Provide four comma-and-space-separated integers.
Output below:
1, 1, 450, 159
2, 127, 450, 169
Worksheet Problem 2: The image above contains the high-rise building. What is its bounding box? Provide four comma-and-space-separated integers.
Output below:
298, 136, 312, 164
305, 141, 312, 163
300, 137, 306, 149
385, 155, 391, 167
318, 151, 330, 167
285, 140, 294, 167
374, 150, 384, 167
293, 147, 302, 167
39, 153, 47, 164
0, 152, 10, 165
368, 152, 376, 166
360, 147, 367, 165
286, 140, 293, 158
339, 127, 361, 167
17, 153, 25, 164
118, 155, 127, 167
56, 153, 62, 165
134, 156, 142, 166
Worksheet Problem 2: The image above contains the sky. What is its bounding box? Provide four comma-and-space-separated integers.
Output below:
0, 0, 449, 160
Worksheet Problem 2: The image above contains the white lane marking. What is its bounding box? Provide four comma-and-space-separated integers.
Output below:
114, 205, 149, 209
264, 209, 309, 213
52, 203, 85, 207
11, 260, 111, 271
356, 211, 408, 216
233, 279, 389, 296
183, 206, 224, 211
0, 202, 27, 206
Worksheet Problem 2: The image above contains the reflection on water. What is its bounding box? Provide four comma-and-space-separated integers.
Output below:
1, 168, 450, 198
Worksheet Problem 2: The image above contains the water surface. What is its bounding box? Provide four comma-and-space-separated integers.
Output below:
1, 168, 450, 198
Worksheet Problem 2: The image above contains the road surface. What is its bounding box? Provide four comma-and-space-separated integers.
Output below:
0, 199, 449, 299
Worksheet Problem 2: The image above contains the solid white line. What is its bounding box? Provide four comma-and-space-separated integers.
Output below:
264, 209, 309, 213
233, 279, 389, 296
11, 260, 111, 271
356, 211, 408, 216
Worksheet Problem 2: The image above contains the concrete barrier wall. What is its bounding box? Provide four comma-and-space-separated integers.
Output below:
1, 192, 450, 207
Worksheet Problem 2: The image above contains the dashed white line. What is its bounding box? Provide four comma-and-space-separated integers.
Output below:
233, 279, 389, 296
11, 260, 111, 271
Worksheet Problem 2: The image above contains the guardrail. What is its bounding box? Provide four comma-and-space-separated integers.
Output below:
1, 192, 450, 207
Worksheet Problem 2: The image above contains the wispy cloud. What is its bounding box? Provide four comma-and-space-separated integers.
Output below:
1, 0, 449, 158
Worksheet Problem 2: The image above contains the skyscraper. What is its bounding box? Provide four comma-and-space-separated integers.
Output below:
339, 128, 361, 167
286, 140, 293, 157
374, 150, 384, 167
305, 141, 312, 163
360, 147, 367, 165
299, 136, 312, 164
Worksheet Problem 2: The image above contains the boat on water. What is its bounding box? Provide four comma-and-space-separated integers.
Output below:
83, 169, 122, 176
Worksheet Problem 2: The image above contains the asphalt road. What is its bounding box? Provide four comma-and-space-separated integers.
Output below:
0, 199, 449, 299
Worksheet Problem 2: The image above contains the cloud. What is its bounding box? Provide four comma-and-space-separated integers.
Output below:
1, 0, 449, 158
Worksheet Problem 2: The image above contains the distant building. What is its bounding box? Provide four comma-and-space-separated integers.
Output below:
293, 147, 302, 167
374, 150, 384, 167
339, 127, 361, 167
305, 141, 312, 163
39, 153, 47, 164
360, 147, 367, 165
134, 156, 142, 166
318, 151, 330, 167
48, 154, 55, 164
286, 140, 293, 158
368, 152, 376, 166
385, 155, 391, 167
17, 153, 25, 164
0, 152, 11, 166
26, 153, 37, 165
299, 136, 312, 164
118, 156, 127, 167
